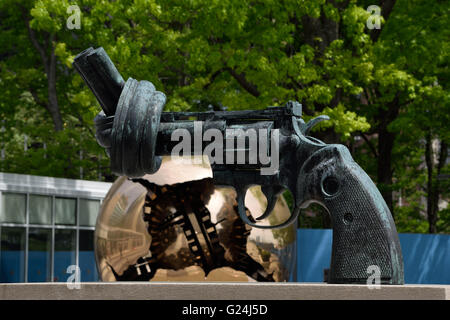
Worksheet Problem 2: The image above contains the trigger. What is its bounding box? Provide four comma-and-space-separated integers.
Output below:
236, 190, 255, 227
256, 185, 285, 220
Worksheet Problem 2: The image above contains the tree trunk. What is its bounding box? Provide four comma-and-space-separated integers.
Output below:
25, 16, 63, 131
377, 122, 395, 214
425, 136, 448, 234
370, 0, 398, 42
47, 43, 63, 131
434, 141, 448, 231
425, 133, 436, 233
376, 98, 400, 216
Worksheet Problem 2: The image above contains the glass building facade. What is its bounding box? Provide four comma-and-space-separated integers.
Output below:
0, 172, 111, 283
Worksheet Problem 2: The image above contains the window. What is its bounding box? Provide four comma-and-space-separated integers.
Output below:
1, 193, 26, 224
54, 229, 76, 282
79, 199, 100, 227
79, 230, 96, 281
0, 227, 26, 282
0, 173, 110, 283
29, 195, 52, 225
55, 198, 76, 225
28, 228, 52, 282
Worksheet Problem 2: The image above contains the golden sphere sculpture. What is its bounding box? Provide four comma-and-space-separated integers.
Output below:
95, 156, 296, 282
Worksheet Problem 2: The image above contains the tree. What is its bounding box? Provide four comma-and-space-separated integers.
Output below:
361, 0, 449, 232
0, 0, 110, 179
0, 0, 448, 232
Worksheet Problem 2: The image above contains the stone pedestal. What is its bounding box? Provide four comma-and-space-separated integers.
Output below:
0, 282, 448, 300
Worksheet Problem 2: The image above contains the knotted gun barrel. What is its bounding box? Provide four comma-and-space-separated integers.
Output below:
73, 47, 404, 284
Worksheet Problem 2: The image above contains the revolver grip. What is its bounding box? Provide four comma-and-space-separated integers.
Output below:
297, 144, 404, 284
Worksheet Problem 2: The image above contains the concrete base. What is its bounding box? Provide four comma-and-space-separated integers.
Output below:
0, 282, 449, 300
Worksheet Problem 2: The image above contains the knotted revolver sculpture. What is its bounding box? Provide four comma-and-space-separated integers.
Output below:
74, 47, 404, 284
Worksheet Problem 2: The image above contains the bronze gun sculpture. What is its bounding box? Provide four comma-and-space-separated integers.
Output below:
73, 47, 404, 284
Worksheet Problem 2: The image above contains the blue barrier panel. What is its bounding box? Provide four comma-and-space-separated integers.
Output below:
0, 251, 25, 283
1, 251, 98, 282
296, 229, 450, 284
398, 233, 450, 284
79, 251, 98, 282
53, 251, 76, 282
296, 229, 332, 282
28, 251, 51, 282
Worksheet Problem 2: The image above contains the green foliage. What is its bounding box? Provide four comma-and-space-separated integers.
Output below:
0, 0, 448, 232
320, 104, 370, 139
395, 206, 429, 234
